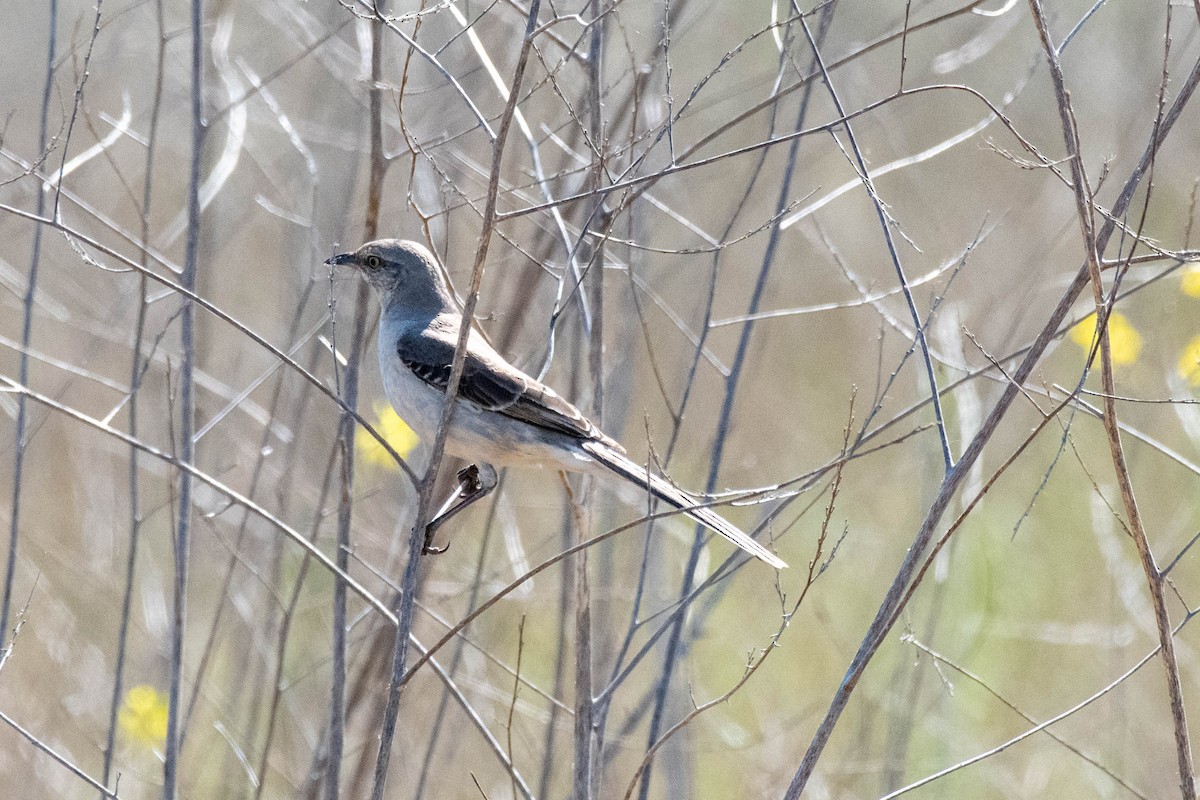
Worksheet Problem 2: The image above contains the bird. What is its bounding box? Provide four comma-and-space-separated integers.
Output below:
326, 238, 786, 569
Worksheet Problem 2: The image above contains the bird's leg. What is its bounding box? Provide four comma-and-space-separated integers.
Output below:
422, 462, 499, 554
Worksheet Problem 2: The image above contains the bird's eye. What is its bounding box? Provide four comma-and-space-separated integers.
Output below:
365, 255, 382, 270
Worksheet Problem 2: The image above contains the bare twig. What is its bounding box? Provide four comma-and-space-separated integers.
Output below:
163, 0, 204, 795
368, 3, 543, 797
326, 4, 388, 795
784, 44, 1200, 799
2, 0, 58, 654
900, 636, 1149, 798
1027, 2, 1195, 796
637, 8, 833, 796
0, 707, 120, 799
506, 616, 526, 800
0, 204, 418, 484
99, 2, 165, 792
624, 394, 852, 800
883, 613, 1197, 799
813, 10, 952, 470
0, 379, 396, 621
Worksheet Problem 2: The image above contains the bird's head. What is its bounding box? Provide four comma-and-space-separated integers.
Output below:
325, 239, 452, 309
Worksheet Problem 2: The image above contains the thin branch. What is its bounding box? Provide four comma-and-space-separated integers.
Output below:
797, 7, 952, 471
900, 636, 1149, 799
2, 0, 58, 653
99, 1, 165, 792
0, 379, 396, 622
637, 8, 832, 796
163, 0, 203, 795
0, 708, 120, 799
0, 204, 419, 484
882, 613, 1196, 799
1028, 1, 1195, 795
369, 3, 542, 797
783, 45, 1200, 799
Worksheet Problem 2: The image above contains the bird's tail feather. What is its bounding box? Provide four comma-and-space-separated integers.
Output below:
582, 441, 787, 569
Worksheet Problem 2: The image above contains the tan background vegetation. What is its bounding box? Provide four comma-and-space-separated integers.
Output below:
1, 1, 1200, 798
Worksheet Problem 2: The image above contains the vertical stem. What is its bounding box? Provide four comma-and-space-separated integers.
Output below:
369, 4, 542, 798
2, 0, 57, 650
637, 9, 834, 799
1026, 2, 1195, 795
537, 499, 574, 798
328, 8, 387, 798
784, 49, 1200, 800
797, 8, 953, 472
572, 516, 595, 797
164, 0, 204, 795
412, 501, 501, 800
256, 437, 340, 800
100, 2, 166, 794
574, 2, 606, 796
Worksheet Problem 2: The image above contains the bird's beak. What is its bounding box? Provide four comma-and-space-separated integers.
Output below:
324, 252, 356, 267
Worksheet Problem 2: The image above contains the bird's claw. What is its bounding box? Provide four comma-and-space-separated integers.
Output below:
422, 536, 450, 555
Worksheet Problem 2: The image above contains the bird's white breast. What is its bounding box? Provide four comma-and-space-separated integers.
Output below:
377, 327, 446, 440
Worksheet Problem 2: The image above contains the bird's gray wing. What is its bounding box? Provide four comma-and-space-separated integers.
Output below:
396, 325, 604, 443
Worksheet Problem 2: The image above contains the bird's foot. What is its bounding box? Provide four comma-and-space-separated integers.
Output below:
422, 463, 499, 554
456, 463, 499, 497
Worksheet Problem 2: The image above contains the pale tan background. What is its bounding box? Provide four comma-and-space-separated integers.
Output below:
1, 1, 1199, 798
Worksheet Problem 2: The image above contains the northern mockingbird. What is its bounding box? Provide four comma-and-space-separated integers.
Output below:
327, 239, 786, 569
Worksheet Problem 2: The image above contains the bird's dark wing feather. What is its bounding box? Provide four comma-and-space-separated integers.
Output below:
396, 326, 604, 442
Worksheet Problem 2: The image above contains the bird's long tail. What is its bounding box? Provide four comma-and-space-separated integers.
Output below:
582, 441, 787, 569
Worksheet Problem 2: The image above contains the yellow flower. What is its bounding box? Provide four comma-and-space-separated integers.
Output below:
1179, 335, 1200, 386
1069, 311, 1142, 365
1182, 267, 1200, 298
357, 402, 419, 468
118, 685, 168, 748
